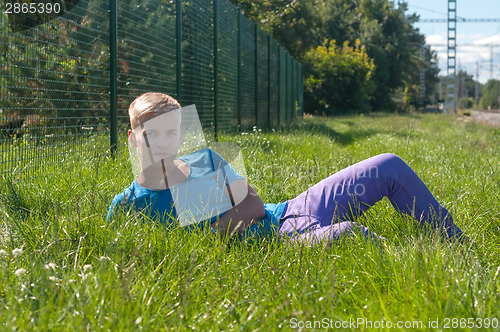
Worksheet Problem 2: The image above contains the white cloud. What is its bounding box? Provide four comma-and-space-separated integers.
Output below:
426, 32, 500, 82
472, 33, 500, 45
468, 33, 489, 41
426, 34, 446, 44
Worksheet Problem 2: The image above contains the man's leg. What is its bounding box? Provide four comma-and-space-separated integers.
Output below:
279, 153, 462, 239
281, 219, 386, 245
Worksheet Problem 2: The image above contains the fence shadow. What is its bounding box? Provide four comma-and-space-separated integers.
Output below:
273, 119, 379, 146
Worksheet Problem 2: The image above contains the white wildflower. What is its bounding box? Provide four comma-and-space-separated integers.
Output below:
79, 272, 89, 281
44, 263, 57, 271
49, 276, 61, 282
0, 249, 7, 257
12, 248, 23, 257
15, 268, 27, 277
83, 264, 92, 272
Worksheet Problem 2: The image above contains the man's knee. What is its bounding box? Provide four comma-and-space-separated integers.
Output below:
379, 153, 409, 173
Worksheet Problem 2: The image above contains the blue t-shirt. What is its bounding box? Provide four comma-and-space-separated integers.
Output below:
107, 147, 286, 238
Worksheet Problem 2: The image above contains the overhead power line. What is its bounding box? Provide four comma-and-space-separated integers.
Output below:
419, 18, 500, 23
428, 43, 500, 47
407, 4, 448, 17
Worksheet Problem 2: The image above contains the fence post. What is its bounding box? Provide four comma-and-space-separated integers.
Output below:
109, 0, 118, 156
287, 53, 293, 123
213, 0, 219, 140
254, 24, 258, 128
267, 35, 271, 128
288, 54, 294, 122
299, 65, 304, 117
292, 58, 297, 120
277, 46, 280, 126
285, 52, 288, 124
237, 8, 242, 130
297, 62, 301, 117
176, 0, 182, 102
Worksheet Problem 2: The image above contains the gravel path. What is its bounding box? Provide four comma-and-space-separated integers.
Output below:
471, 110, 500, 128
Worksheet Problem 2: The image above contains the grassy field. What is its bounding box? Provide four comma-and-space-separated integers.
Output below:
0, 112, 499, 331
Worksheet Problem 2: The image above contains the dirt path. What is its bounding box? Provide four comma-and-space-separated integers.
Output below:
471, 110, 500, 128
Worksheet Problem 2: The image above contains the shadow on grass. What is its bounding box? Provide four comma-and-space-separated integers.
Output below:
233, 112, 424, 146
286, 121, 378, 145
270, 113, 420, 145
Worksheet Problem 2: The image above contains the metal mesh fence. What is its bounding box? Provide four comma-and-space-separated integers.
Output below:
1, 0, 110, 177
256, 29, 268, 128
1, 0, 303, 177
181, 0, 214, 130
269, 39, 279, 127
216, 0, 238, 132
116, 0, 177, 129
239, 15, 256, 130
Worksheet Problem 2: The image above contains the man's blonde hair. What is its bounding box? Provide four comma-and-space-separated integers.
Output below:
129, 92, 180, 128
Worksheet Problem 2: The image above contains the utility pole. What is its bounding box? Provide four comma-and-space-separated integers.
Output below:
498, 68, 500, 109
446, 0, 457, 113
439, 79, 443, 102
461, 70, 467, 109
420, 46, 426, 106
491, 47, 494, 79
475, 62, 480, 108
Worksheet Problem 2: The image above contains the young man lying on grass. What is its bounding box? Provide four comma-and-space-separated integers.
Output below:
107, 92, 463, 244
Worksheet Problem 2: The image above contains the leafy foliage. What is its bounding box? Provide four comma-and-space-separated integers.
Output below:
224, 0, 297, 33
230, 0, 440, 113
402, 45, 440, 111
1, 0, 110, 133
303, 39, 375, 114
479, 79, 500, 110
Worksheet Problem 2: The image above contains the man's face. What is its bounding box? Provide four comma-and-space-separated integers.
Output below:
130, 110, 182, 169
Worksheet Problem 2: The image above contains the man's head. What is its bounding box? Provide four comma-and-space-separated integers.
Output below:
128, 93, 182, 169
129, 92, 181, 130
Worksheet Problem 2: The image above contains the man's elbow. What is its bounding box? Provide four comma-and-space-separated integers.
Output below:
249, 192, 266, 221
255, 201, 266, 221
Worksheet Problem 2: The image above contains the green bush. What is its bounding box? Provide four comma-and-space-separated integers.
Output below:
479, 79, 500, 110
303, 39, 375, 115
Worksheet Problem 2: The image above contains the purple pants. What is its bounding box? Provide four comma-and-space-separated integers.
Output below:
278, 153, 462, 244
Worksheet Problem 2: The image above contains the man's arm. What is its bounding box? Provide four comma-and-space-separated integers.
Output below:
211, 179, 266, 237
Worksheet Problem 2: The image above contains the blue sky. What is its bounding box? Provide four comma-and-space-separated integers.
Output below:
402, 0, 500, 83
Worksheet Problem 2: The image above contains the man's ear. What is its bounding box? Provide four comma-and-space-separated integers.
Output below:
128, 129, 137, 147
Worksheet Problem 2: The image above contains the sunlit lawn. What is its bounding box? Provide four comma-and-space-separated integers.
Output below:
1, 112, 499, 330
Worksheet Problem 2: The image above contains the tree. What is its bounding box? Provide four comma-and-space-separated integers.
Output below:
401, 45, 440, 110
303, 39, 375, 114
226, 0, 297, 33
230, 0, 436, 113
356, 0, 425, 110
456, 70, 478, 109
1, 0, 110, 135
479, 79, 500, 110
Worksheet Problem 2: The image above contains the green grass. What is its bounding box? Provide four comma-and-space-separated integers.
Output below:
0, 113, 499, 331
